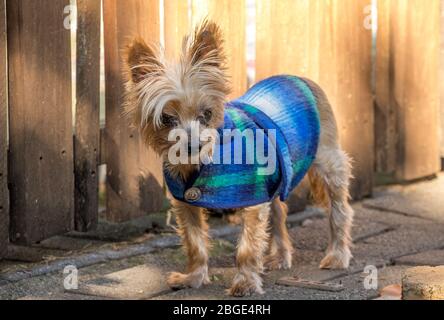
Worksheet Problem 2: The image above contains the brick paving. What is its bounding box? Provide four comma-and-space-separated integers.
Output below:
1, 175, 443, 300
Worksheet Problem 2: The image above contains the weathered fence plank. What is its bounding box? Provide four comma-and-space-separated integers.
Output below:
256, 0, 315, 81
191, 0, 246, 99
375, 0, 396, 175
440, 0, 444, 164
256, 0, 374, 199
0, 0, 8, 258
103, 0, 164, 223
377, 0, 441, 181
7, 0, 74, 244
164, 0, 190, 60
74, 0, 101, 231
330, 0, 374, 198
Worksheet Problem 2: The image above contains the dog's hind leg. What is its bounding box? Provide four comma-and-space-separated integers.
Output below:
302, 77, 354, 269
229, 204, 270, 297
309, 146, 354, 269
167, 199, 211, 289
265, 198, 293, 270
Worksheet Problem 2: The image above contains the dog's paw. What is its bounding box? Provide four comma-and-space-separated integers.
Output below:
167, 272, 190, 290
167, 270, 210, 290
319, 248, 351, 270
264, 251, 292, 271
227, 273, 264, 297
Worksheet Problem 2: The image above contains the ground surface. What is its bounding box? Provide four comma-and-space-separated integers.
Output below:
0, 175, 443, 300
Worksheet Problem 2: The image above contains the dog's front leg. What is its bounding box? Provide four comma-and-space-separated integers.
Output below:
265, 198, 293, 270
228, 204, 270, 297
167, 200, 210, 289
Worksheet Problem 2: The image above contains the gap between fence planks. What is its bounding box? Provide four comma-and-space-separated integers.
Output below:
7, 0, 74, 244
375, 0, 396, 175
103, 0, 164, 223
256, 0, 374, 200
74, 0, 101, 232
0, 0, 8, 258
376, 0, 441, 181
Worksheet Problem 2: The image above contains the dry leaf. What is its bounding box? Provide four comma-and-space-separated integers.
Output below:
379, 284, 402, 300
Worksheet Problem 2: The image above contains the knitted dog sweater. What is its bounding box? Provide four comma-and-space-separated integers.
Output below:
164, 75, 321, 209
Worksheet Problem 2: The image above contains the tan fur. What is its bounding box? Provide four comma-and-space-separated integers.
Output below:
124, 20, 229, 179
229, 204, 270, 296
304, 78, 354, 269
167, 199, 211, 289
265, 199, 293, 271
124, 20, 354, 297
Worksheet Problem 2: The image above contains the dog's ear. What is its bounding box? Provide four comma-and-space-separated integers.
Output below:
126, 38, 162, 84
185, 20, 226, 68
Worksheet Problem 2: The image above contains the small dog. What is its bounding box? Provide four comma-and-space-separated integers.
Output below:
124, 21, 354, 297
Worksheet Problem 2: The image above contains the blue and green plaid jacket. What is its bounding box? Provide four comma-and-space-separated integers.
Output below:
165, 75, 321, 209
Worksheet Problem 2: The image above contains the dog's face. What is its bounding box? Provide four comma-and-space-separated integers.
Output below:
124, 21, 230, 177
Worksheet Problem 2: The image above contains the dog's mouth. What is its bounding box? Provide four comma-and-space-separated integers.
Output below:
163, 140, 215, 168
187, 144, 202, 156
163, 143, 213, 181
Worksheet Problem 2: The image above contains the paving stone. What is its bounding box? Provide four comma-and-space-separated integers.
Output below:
75, 265, 171, 299
152, 203, 428, 301
353, 203, 433, 227
0, 248, 179, 300
0, 273, 64, 300
376, 265, 410, 285
363, 174, 444, 222
152, 248, 387, 301
402, 266, 444, 300
394, 250, 444, 267
328, 265, 410, 300
354, 222, 444, 262
274, 249, 385, 283
1, 177, 444, 300
269, 265, 408, 301
289, 210, 394, 252
286, 206, 325, 226
71, 248, 183, 300
18, 293, 110, 300
153, 273, 364, 301
289, 219, 330, 252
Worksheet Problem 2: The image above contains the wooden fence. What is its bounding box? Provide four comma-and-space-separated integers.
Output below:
441, 0, 444, 163
0, 0, 442, 259
376, 0, 441, 181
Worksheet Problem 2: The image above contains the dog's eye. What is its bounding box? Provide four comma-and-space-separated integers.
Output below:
204, 110, 213, 121
197, 109, 213, 125
161, 114, 178, 127
199, 109, 212, 124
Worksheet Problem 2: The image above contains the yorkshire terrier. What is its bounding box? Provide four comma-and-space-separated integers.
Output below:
124, 21, 354, 297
